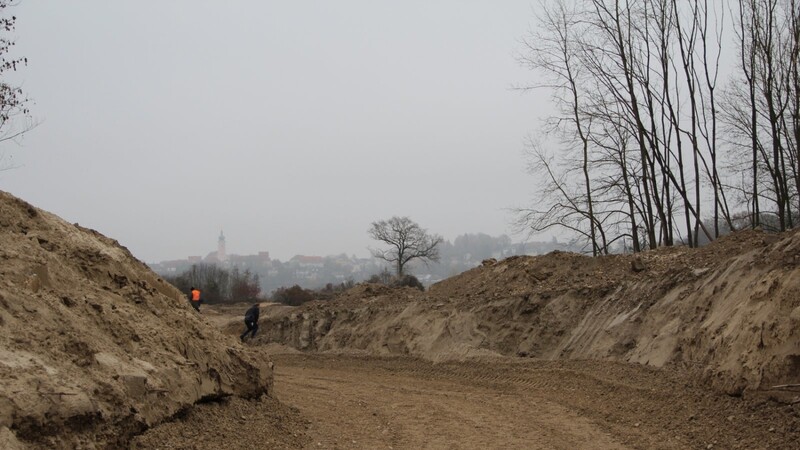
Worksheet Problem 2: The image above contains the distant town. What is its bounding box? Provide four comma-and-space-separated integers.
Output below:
147, 231, 582, 294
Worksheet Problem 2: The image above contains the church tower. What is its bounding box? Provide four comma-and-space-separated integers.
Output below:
218, 230, 227, 262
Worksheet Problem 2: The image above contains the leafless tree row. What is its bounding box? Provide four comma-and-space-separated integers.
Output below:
516, 0, 800, 254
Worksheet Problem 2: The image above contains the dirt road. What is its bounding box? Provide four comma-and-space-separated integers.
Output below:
134, 350, 797, 449
270, 353, 796, 450
272, 354, 625, 449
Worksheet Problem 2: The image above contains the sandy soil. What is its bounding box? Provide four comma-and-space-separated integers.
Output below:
135, 348, 800, 449
0, 191, 273, 449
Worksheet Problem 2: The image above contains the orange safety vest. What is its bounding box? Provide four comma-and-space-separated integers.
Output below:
191, 289, 201, 301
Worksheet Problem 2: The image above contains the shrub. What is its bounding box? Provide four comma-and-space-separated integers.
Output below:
394, 274, 425, 291
365, 270, 425, 292
271, 285, 315, 306
367, 268, 393, 285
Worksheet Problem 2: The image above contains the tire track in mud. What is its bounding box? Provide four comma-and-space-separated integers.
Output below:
270, 353, 799, 450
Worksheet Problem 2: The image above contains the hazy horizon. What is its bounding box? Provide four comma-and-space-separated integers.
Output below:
155, 228, 561, 265
0, 2, 550, 262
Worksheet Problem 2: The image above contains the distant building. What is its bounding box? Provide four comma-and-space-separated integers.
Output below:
290, 255, 324, 268
229, 252, 272, 268
288, 255, 325, 280
204, 251, 221, 264
217, 230, 227, 262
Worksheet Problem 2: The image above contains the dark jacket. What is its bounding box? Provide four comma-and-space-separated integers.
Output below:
244, 304, 259, 323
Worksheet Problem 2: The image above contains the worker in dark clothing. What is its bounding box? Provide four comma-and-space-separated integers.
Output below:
240, 303, 260, 341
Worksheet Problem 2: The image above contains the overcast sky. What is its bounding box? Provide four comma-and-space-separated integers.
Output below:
1, 1, 549, 262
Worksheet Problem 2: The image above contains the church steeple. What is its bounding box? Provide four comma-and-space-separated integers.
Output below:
217, 230, 227, 261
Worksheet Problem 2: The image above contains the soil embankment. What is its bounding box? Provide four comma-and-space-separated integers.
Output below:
245, 229, 800, 395
0, 191, 273, 448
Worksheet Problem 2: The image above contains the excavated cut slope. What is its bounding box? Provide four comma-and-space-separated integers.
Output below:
0, 191, 272, 449
252, 229, 800, 394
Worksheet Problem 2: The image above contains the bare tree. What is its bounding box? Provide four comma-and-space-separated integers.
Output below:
0, 0, 32, 172
368, 216, 442, 277
518, 0, 743, 253
514, 138, 611, 254
721, 0, 800, 231
518, 0, 603, 255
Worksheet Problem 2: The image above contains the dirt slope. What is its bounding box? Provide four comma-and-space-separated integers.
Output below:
247, 228, 800, 394
0, 191, 273, 448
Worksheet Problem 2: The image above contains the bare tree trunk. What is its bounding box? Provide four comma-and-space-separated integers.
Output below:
761, 0, 788, 230
697, 0, 730, 235
671, 0, 705, 246
738, 0, 762, 227
654, 0, 695, 244
517, 1, 602, 254
593, 0, 658, 248
563, 8, 601, 255
787, 0, 800, 223
616, 131, 642, 252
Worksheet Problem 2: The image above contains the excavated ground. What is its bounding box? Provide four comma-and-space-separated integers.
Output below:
240, 228, 800, 395
213, 227, 800, 449
4, 188, 800, 448
137, 344, 800, 449
0, 191, 273, 449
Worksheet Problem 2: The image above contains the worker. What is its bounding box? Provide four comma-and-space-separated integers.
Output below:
240, 303, 260, 341
189, 286, 202, 312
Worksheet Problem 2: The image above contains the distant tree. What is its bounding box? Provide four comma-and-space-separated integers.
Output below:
163, 263, 230, 304
230, 266, 261, 301
271, 285, 315, 306
368, 216, 443, 276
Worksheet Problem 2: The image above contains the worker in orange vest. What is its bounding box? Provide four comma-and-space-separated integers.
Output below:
189, 286, 202, 312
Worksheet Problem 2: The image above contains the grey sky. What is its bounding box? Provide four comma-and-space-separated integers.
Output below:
1, 1, 547, 262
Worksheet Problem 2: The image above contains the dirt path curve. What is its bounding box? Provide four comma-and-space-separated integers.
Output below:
132, 351, 797, 449
272, 353, 795, 450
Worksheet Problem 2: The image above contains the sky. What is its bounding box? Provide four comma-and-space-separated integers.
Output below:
0, 1, 549, 262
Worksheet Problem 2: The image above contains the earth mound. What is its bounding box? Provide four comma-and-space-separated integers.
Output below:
0, 191, 272, 449
249, 228, 800, 395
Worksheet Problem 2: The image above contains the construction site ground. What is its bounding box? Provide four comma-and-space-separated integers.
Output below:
135, 341, 799, 450
2, 190, 799, 449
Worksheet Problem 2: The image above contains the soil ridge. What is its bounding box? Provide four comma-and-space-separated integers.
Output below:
250, 228, 800, 394
0, 191, 273, 449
